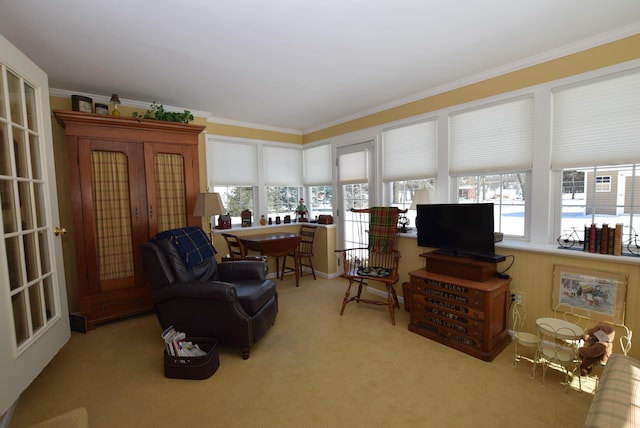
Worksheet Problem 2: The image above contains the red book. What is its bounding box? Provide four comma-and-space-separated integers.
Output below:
589, 224, 597, 253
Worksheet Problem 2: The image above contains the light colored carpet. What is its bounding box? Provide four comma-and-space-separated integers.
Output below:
9, 277, 592, 428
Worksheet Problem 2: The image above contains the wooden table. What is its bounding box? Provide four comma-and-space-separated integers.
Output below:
238, 233, 302, 286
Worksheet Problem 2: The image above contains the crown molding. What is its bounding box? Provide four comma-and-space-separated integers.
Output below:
205, 115, 302, 135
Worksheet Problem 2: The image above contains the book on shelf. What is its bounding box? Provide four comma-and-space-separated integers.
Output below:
614, 223, 623, 256
600, 224, 608, 254
588, 223, 597, 253
579, 222, 625, 256
583, 226, 590, 252
594, 226, 602, 254
607, 226, 615, 255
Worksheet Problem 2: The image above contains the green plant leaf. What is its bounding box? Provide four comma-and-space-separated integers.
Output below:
132, 101, 193, 123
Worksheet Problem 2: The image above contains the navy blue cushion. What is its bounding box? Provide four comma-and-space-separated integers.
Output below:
154, 227, 216, 270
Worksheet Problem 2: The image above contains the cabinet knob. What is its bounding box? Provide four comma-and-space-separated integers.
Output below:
54, 227, 68, 236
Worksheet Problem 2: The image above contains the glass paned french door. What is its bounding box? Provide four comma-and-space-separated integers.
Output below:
1, 32, 69, 416
336, 141, 374, 250
0, 65, 58, 347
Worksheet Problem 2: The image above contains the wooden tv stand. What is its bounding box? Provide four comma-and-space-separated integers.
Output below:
408, 254, 510, 361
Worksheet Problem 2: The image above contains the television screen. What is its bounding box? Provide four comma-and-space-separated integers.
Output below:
415, 203, 499, 260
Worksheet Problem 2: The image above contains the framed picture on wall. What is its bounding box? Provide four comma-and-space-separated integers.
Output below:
71, 95, 93, 113
552, 264, 627, 323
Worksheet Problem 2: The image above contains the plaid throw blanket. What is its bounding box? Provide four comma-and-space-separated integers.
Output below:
154, 227, 216, 270
369, 207, 399, 253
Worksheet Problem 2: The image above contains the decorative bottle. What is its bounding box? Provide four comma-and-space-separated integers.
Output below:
260, 215, 267, 226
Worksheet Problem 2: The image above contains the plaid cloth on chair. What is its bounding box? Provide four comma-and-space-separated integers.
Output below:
154, 227, 216, 270
368, 207, 399, 253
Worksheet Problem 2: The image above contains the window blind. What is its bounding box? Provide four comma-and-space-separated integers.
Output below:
449, 96, 533, 175
551, 70, 640, 169
304, 144, 332, 185
383, 119, 437, 181
210, 140, 258, 185
338, 150, 368, 184
264, 145, 303, 185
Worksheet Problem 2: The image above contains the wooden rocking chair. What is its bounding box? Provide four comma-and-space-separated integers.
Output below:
335, 207, 404, 325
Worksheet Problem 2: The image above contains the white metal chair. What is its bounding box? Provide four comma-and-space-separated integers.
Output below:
511, 303, 539, 378
536, 321, 582, 391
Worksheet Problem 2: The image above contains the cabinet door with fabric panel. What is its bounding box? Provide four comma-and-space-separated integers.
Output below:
55, 111, 205, 329
144, 141, 200, 237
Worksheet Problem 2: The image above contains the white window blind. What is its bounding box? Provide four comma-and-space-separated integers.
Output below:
449, 96, 533, 175
338, 150, 368, 184
383, 119, 437, 181
551, 70, 640, 169
210, 139, 258, 185
304, 144, 332, 185
264, 145, 303, 185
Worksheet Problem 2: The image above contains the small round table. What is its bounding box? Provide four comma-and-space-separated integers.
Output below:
536, 317, 584, 339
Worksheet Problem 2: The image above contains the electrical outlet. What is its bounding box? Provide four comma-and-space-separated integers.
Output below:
511, 291, 524, 304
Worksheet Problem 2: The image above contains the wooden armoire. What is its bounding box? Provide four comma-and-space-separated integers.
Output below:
54, 111, 205, 330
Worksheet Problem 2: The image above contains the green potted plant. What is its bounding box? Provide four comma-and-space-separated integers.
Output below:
132, 101, 194, 124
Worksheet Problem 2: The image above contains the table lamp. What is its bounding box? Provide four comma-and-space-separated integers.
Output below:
409, 189, 430, 211
408, 189, 431, 232
193, 192, 226, 236
110, 93, 121, 116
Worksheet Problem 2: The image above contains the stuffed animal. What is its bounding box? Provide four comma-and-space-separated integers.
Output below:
578, 323, 615, 376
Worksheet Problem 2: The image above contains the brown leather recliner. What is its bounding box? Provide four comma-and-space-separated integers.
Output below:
140, 228, 278, 359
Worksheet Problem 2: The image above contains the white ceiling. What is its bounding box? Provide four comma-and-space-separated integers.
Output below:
1, 0, 639, 133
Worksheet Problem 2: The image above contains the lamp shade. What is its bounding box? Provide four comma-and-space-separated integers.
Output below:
193, 192, 226, 217
409, 189, 430, 210
110, 93, 121, 105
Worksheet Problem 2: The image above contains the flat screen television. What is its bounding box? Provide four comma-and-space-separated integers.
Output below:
415, 203, 503, 262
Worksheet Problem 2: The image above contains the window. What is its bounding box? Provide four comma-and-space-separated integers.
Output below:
457, 173, 527, 237
212, 185, 254, 225
388, 179, 435, 232
552, 69, 640, 249
304, 144, 333, 219
264, 145, 302, 219
450, 96, 533, 238
382, 120, 437, 230
558, 165, 640, 253
595, 176, 611, 192
208, 138, 258, 225
266, 186, 300, 218
309, 185, 333, 218
449, 96, 533, 175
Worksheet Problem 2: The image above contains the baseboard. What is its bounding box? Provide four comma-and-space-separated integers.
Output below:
268, 269, 338, 280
